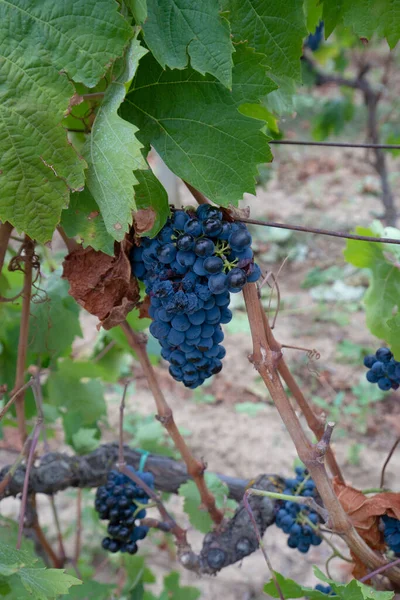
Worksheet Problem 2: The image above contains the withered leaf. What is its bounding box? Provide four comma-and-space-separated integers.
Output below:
62, 240, 140, 330
134, 208, 156, 235
139, 294, 151, 319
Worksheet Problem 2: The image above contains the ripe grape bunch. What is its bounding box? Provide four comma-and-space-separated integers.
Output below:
130, 205, 261, 388
95, 467, 154, 555
275, 466, 323, 553
382, 515, 400, 555
363, 347, 400, 391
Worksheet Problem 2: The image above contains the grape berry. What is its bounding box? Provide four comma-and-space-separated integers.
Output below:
382, 515, 400, 555
130, 206, 260, 388
363, 347, 400, 391
95, 467, 154, 555
275, 466, 323, 553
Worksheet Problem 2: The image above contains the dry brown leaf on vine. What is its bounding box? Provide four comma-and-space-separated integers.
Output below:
134, 208, 156, 235
139, 294, 151, 319
62, 240, 140, 330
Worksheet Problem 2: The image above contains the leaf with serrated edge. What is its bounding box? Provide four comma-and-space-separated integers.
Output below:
19, 568, 81, 600
125, 0, 148, 24
61, 188, 115, 256
84, 35, 148, 241
134, 170, 170, 237
0, 543, 36, 577
142, 0, 234, 88
0, 0, 132, 242
343, 222, 400, 359
222, 0, 307, 80
122, 47, 272, 208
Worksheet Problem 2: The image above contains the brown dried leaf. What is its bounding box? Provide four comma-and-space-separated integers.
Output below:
134, 208, 157, 235
62, 241, 140, 330
139, 295, 151, 319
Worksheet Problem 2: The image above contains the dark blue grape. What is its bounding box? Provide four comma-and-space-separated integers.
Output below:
376, 347, 393, 363
194, 238, 215, 257
177, 233, 195, 251
203, 217, 223, 237
229, 229, 252, 251
226, 268, 246, 292
184, 219, 203, 237
378, 377, 392, 391
363, 354, 377, 368
204, 256, 224, 274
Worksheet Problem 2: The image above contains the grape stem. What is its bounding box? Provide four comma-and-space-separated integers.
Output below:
299, 514, 352, 562
120, 320, 225, 526
379, 436, 400, 489
242, 282, 400, 585
245, 488, 329, 521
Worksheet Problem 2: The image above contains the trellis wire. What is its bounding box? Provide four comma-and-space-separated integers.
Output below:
269, 140, 400, 150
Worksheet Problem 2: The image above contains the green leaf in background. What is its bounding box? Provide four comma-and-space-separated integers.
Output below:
303, 0, 323, 33
60, 189, 115, 256
134, 170, 170, 237
46, 358, 107, 446
144, 572, 200, 600
17, 569, 81, 600
263, 75, 297, 116
223, 0, 307, 80
126, 0, 148, 24
344, 223, 400, 358
29, 269, 82, 358
84, 36, 148, 242
0, 0, 132, 243
0, 544, 35, 577
60, 580, 114, 599
321, 0, 400, 48
312, 97, 354, 141
71, 428, 100, 454
142, 0, 234, 88
123, 50, 272, 207
179, 473, 236, 533
264, 567, 394, 600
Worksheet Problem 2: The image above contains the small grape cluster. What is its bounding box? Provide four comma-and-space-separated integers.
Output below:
315, 584, 335, 596
382, 515, 400, 555
275, 466, 323, 553
130, 205, 260, 388
95, 468, 154, 555
363, 347, 400, 391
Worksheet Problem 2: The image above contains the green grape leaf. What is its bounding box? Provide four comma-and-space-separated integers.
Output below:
71, 428, 100, 455
264, 568, 394, 600
122, 49, 272, 207
0, 0, 132, 243
179, 473, 236, 533
46, 358, 107, 445
29, 269, 82, 358
229, 46, 277, 107
343, 223, 400, 359
262, 75, 297, 116
159, 572, 200, 600
312, 97, 354, 141
60, 581, 114, 600
0, 544, 35, 577
18, 569, 81, 600
83, 36, 148, 241
304, 0, 323, 33
222, 0, 307, 80
142, 0, 234, 88
134, 170, 170, 237
126, 0, 148, 24
60, 189, 115, 256
321, 0, 400, 48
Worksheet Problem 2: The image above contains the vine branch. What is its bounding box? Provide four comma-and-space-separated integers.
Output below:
0, 221, 13, 276
242, 282, 400, 585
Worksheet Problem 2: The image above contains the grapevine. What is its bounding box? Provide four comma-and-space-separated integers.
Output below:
130, 206, 260, 388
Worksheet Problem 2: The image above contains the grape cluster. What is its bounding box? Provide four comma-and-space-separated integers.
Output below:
130, 206, 260, 388
382, 515, 400, 555
95, 467, 154, 555
275, 466, 323, 553
363, 347, 400, 391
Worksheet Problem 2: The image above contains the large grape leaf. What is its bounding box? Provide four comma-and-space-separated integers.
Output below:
222, 0, 307, 80
322, 0, 400, 47
343, 223, 400, 358
122, 46, 273, 207
83, 36, 148, 241
142, 0, 234, 88
60, 188, 115, 255
0, 0, 132, 243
